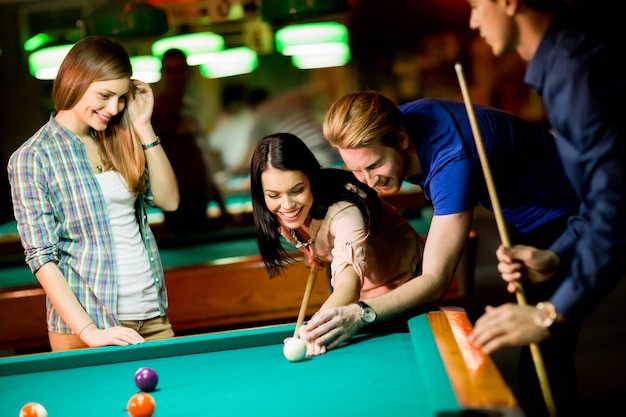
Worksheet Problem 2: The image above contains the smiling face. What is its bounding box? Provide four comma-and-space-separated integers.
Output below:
339, 144, 409, 195
71, 78, 130, 132
261, 167, 313, 229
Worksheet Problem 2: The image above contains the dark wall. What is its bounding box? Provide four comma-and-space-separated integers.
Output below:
0, 3, 52, 223
348, 0, 472, 91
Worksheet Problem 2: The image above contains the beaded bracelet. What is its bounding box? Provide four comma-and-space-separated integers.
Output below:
78, 321, 95, 337
142, 136, 161, 150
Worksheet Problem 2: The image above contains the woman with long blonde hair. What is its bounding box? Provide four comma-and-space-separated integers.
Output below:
8, 36, 179, 351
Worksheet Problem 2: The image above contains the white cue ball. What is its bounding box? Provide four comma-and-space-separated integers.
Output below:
283, 337, 307, 362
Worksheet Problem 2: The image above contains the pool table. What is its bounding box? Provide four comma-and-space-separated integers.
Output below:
0, 308, 522, 416
0, 212, 476, 355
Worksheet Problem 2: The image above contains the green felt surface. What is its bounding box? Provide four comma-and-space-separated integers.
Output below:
0, 314, 460, 417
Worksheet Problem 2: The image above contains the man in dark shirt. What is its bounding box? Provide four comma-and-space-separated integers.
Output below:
467, 1, 626, 415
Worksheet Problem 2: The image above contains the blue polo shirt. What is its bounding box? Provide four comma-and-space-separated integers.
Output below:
525, 9, 626, 320
400, 98, 579, 234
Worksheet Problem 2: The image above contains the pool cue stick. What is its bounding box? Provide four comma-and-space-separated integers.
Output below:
293, 260, 320, 338
454, 62, 556, 417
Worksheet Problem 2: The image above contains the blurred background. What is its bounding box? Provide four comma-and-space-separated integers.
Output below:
0, 0, 546, 226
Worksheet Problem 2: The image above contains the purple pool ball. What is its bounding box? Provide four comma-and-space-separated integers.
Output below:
134, 367, 159, 392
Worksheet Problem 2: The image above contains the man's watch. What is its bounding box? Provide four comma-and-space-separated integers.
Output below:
356, 301, 377, 325
534, 301, 559, 329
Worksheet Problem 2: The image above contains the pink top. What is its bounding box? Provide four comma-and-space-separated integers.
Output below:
282, 200, 424, 299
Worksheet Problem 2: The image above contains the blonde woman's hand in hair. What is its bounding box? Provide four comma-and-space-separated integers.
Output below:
127, 80, 155, 128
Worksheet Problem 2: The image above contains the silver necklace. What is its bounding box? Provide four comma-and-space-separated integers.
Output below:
290, 228, 313, 249
87, 130, 103, 173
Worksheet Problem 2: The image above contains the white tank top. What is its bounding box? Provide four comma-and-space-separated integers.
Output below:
95, 171, 159, 320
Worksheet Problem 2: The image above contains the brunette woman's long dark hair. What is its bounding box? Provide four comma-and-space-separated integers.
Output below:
250, 133, 381, 278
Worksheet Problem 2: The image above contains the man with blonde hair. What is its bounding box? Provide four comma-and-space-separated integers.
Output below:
302, 90, 580, 416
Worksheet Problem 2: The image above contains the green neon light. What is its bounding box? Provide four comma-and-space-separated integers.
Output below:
151, 32, 225, 59
291, 47, 351, 69
24, 33, 54, 52
28, 44, 74, 80
130, 55, 161, 84
198, 47, 258, 78
275, 22, 348, 55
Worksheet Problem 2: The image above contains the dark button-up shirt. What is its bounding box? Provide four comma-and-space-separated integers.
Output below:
525, 9, 626, 320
